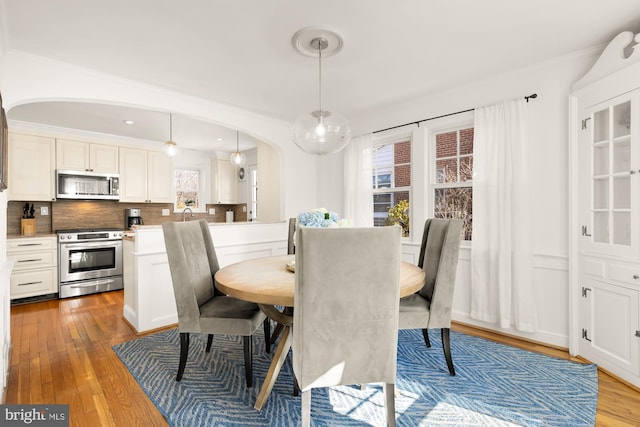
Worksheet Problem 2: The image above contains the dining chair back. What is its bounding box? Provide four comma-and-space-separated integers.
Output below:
398, 218, 462, 375
287, 217, 296, 254
162, 219, 269, 386
293, 226, 402, 427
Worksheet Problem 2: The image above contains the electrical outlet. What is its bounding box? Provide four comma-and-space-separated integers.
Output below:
242, 206, 246, 212
40, 206, 49, 216
162, 209, 170, 216
209, 208, 216, 215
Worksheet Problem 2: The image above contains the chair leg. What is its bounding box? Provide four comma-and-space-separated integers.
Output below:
301, 389, 311, 427
293, 375, 299, 396
441, 328, 455, 376
421, 328, 431, 348
243, 335, 253, 387
177, 332, 190, 381
263, 318, 271, 353
270, 323, 284, 344
205, 334, 213, 352
384, 383, 396, 427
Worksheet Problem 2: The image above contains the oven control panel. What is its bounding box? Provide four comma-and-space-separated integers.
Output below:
57, 229, 124, 243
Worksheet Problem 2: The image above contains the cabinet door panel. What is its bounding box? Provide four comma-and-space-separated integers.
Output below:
10, 269, 57, 299
119, 148, 148, 202
581, 279, 639, 375
90, 143, 119, 173
56, 139, 90, 171
147, 151, 173, 202
8, 133, 55, 201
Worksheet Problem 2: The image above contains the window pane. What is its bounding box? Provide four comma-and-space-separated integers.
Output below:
460, 156, 473, 182
394, 164, 411, 187
436, 131, 457, 158
460, 128, 474, 155
394, 140, 411, 163
436, 158, 458, 183
434, 187, 473, 240
175, 169, 200, 209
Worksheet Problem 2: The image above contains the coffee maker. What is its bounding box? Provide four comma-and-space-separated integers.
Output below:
125, 208, 144, 229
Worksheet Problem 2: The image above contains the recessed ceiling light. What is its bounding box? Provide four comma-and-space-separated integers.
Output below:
123, 120, 134, 125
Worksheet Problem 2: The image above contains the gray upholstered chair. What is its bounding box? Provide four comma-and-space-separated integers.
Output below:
162, 219, 269, 386
398, 218, 462, 376
293, 226, 402, 427
287, 217, 296, 254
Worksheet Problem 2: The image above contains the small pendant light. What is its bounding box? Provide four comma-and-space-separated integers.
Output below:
230, 130, 246, 166
165, 113, 178, 157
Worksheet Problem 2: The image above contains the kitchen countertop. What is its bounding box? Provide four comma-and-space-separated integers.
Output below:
7, 233, 57, 239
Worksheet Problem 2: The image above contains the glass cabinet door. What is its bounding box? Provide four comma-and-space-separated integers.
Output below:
581, 90, 639, 258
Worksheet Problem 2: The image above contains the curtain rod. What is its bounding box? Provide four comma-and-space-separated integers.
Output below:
372, 93, 538, 134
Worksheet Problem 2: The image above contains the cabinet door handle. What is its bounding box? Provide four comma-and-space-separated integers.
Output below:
17, 243, 43, 247
631, 170, 637, 174
18, 281, 43, 287
633, 275, 639, 280
18, 258, 43, 263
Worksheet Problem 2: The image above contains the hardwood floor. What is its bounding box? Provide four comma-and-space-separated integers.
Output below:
4, 290, 640, 426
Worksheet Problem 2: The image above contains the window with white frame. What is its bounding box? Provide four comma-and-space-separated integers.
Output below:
174, 168, 200, 210
372, 136, 411, 237
432, 126, 473, 240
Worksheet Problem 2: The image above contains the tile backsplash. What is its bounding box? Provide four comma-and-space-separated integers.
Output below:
7, 200, 247, 235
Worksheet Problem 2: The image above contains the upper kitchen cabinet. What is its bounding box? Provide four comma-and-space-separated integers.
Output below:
119, 147, 173, 203
56, 139, 119, 173
212, 159, 238, 204
7, 132, 56, 201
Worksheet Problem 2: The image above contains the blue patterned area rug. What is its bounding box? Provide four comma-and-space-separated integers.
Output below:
113, 328, 597, 426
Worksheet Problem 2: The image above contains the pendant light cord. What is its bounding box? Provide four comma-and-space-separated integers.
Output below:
318, 39, 323, 114
169, 113, 173, 140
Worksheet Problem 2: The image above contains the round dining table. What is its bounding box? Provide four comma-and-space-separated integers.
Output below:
214, 254, 425, 410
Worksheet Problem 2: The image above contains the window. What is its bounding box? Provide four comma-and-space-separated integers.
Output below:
372, 137, 411, 237
433, 127, 473, 240
174, 168, 200, 210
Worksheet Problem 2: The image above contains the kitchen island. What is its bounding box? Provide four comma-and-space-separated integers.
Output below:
123, 221, 288, 333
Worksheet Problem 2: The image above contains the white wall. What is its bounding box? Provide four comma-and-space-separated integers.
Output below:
323, 48, 603, 347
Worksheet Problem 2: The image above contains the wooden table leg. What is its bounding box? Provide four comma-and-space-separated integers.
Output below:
254, 324, 292, 410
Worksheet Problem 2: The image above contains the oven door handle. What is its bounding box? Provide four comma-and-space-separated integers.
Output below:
61, 241, 121, 250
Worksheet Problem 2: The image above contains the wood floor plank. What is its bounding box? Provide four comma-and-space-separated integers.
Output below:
4, 290, 640, 426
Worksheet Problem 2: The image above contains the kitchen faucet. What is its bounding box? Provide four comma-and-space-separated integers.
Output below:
182, 207, 194, 222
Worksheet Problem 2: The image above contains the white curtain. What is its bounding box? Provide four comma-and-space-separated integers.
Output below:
343, 134, 373, 227
471, 99, 536, 332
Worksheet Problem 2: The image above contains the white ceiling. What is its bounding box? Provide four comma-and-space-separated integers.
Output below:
3, 0, 640, 152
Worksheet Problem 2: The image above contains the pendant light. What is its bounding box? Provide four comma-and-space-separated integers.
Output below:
291, 27, 351, 155
230, 130, 246, 166
165, 113, 178, 157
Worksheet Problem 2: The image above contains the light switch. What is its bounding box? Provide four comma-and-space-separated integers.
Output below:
242, 206, 246, 212
162, 209, 170, 216
209, 208, 216, 215
40, 206, 49, 216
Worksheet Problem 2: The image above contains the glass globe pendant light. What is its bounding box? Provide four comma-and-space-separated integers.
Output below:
165, 113, 178, 157
230, 130, 246, 166
291, 30, 351, 155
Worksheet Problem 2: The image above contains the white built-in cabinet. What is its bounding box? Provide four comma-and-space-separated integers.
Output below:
56, 138, 119, 173
7, 236, 58, 300
571, 31, 640, 388
119, 147, 173, 203
7, 132, 56, 201
212, 159, 238, 203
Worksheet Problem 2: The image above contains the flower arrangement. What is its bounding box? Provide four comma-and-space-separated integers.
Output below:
387, 200, 409, 237
297, 208, 351, 228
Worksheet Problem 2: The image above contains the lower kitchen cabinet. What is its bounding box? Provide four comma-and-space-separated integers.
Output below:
7, 236, 58, 300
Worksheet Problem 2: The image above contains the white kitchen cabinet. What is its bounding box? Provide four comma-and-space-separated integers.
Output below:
119, 147, 173, 203
7, 236, 58, 300
56, 138, 119, 173
570, 30, 640, 387
7, 132, 56, 201
212, 159, 238, 203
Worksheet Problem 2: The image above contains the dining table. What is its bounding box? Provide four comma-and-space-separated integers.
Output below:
214, 254, 426, 410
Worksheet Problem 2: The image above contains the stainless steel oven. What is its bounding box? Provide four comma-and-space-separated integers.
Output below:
57, 228, 124, 299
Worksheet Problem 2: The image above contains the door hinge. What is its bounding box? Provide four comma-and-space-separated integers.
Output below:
581, 225, 592, 237
582, 328, 592, 342
636, 331, 640, 338
582, 117, 591, 130
581, 287, 591, 297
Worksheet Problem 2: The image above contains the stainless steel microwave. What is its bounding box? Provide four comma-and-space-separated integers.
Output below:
56, 170, 120, 200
